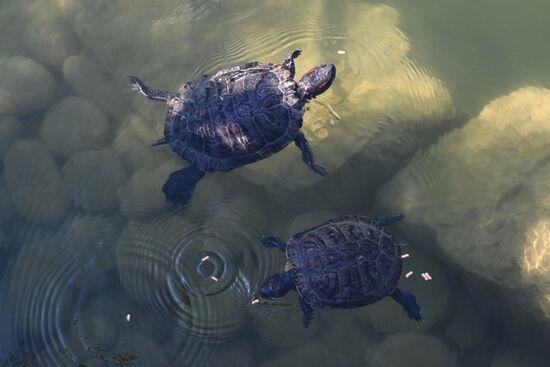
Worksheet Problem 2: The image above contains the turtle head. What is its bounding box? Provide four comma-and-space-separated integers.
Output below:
260, 271, 295, 299
297, 64, 336, 100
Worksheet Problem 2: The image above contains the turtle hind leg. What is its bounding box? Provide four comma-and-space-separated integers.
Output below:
390, 288, 422, 321
261, 236, 287, 251
298, 296, 314, 328
162, 165, 206, 205
370, 214, 405, 227
128, 75, 173, 102
282, 49, 302, 78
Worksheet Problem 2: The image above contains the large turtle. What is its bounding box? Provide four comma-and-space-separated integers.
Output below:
259, 214, 422, 328
129, 50, 336, 205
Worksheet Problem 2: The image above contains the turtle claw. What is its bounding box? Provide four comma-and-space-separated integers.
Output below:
129, 76, 144, 92
291, 49, 302, 59
261, 236, 287, 251
311, 164, 328, 176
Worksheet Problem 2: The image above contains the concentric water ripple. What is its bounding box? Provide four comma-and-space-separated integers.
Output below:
116, 196, 280, 364
0, 215, 133, 366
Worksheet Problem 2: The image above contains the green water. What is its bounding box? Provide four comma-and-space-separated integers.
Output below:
1, 0, 550, 366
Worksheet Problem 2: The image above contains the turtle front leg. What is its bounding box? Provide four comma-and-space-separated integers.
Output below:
298, 296, 314, 328
261, 236, 287, 251
294, 132, 328, 176
370, 214, 405, 227
282, 49, 301, 78
129, 75, 174, 102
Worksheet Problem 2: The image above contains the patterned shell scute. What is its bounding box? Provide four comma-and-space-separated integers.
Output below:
164, 62, 303, 172
287, 216, 402, 308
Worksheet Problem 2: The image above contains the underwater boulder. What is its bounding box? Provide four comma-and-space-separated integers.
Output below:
3, 140, 71, 226
490, 346, 549, 367
0, 56, 56, 116
21, 1, 79, 67
365, 332, 458, 367
376, 86, 550, 348
63, 55, 127, 120
63, 148, 128, 213
444, 290, 489, 350
112, 114, 172, 175
0, 178, 17, 226
117, 159, 182, 218
260, 342, 337, 367
0, 116, 23, 161
354, 246, 453, 333
40, 96, 111, 159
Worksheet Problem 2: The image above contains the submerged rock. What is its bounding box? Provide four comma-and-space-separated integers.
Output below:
63, 55, 127, 120
319, 312, 381, 366
248, 291, 320, 349
63, 148, 128, 213
0, 116, 23, 161
60, 214, 121, 253
21, 1, 79, 67
354, 247, 453, 333
111, 114, 171, 175
260, 342, 337, 367
40, 96, 111, 159
0, 178, 17, 225
3, 140, 71, 225
491, 346, 549, 367
376, 87, 550, 345
0, 56, 56, 116
117, 159, 182, 217
445, 291, 488, 350
365, 332, 458, 367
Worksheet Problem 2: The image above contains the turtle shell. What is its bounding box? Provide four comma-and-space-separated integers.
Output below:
286, 215, 402, 308
164, 62, 303, 172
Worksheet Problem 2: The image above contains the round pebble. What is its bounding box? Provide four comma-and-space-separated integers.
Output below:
365, 332, 458, 367
63, 55, 126, 120
63, 148, 128, 213
0, 177, 17, 225
3, 140, 71, 225
118, 159, 183, 218
22, 2, 79, 67
0, 56, 56, 116
60, 214, 121, 253
0, 116, 23, 160
40, 96, 111, 159
111, 114, 171, 175
261, 342, 337, 367
319, 311, 381, 366
248, 291, 320, 349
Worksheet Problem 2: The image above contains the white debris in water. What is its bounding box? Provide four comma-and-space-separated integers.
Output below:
401, 253, 410, 259
337, 50, 346, 55
421, 272, 433, 281
201, 255, 210, 262
126, 314, 131, 322
251, 299, 260, 305
405, 271, 413, 278
211, 276, 219, 282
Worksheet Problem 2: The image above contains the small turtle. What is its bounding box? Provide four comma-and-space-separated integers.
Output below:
259, 214, 422, 328
129, 50, 336, 205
